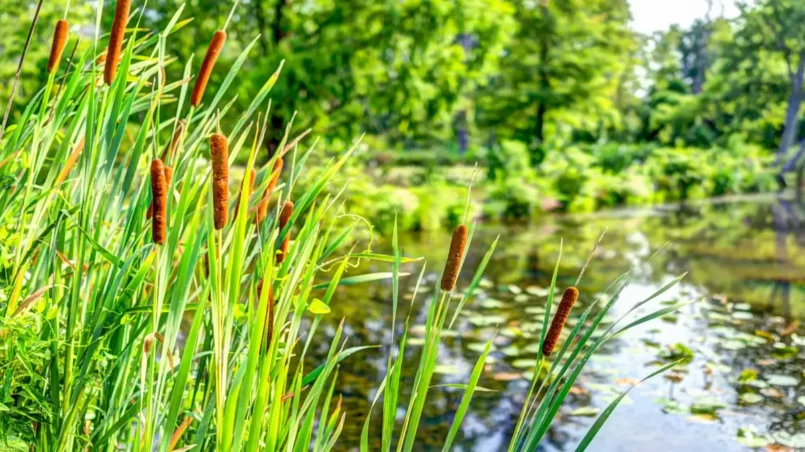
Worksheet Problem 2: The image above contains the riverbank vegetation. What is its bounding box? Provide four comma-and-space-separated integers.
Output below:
3, 0, 805, 231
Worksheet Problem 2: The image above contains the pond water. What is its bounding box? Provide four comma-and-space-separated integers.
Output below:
312, 195, 805, 451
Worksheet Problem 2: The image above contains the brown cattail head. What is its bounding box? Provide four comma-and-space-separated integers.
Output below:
147, 166, 173, 219
277, 201, 294, 263
440, 224, 468, 291
55, 137, 85, 185
150, 159, 168, 245
161, 120, 186, 163
256, 158, 283, 224
48, 19, 69, 74
104, 0, 131, 85
542, 287, 580, 357
210, 133, 229, 230
191, 30, 226, 107
235, 169, 256, 220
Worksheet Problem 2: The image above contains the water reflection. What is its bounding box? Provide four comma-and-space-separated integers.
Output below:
314, 195, 805, 450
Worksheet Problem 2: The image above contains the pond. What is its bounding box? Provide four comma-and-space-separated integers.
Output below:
311, 195, 805, 451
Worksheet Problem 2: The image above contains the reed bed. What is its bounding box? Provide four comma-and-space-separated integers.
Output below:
0, 2, 691, 451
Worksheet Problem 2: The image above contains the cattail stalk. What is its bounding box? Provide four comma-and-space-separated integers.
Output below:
440, 224, 468, 291
277, 201, 294, 263
210, 133, 229, 230
47, 19, 69, 74
104, 0, 131, 85
235, 169, 256, 220
55, 137, 85, 185
256, 158, 283, 224
150, 159, 168, 245
191, 30, 226, 107
542, 287, 580, 357
161, 120, 186, 163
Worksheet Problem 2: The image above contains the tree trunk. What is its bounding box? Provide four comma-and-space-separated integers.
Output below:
777, 54, 805, 165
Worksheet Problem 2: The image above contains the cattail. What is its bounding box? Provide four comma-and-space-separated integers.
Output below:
161, 120, 186, 163
210, 133, 229, 230
147, 165, 173, 219
277, 201, 294, 263
255, 158, 283, 224
55, 137, 85, 185
542, 287, 580, 357
235, 169, 256, 220
47, 19, 69, 74
191, 30, 226, 107
104, 0, 131, 85
440, 224, 468, 291
150, 159, 168, 245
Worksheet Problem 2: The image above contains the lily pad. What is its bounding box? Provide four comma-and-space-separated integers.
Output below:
511, 358, 536, 369
739, 393, 763, 404
480, 298, 506, 309
736, 426, 771, 448
766, 374, 799, 387
691, 396, 726, 414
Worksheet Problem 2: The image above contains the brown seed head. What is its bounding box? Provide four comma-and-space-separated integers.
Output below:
147, 165, 173, 219
277, 201, 294, 263
440, 224, 468, 291
104, 0, 131, 85
48, 19, 69, 74
210, 133, 229, 229
191, 30, 226, 107
256, 158, 283, 224
150, 159, 168, 245
542, 287, 580, 357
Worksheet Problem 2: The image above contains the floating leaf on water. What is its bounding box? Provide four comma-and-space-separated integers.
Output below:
719, 340, 747, 351
407, 338, 425, 346
501, 345, 520, 357
733, 303, 752, 311
434, 364, 459, 375
691, 396, 726, 414
479, 278, 494, 289
686, 413, 719, 423
524, 306, 546, 315
508, 285, 522, 295
615, 378, 638, 387
760, 388, 784, 399
521, 371, 534, 381
797, 396, 805, 407
511, 359, 535, 369
732, 311, 754, 321
739, 393, 763, 404
738, 368, 759, 383
441, 330, 459, 338
660, 343, 695, 362
467, 342, 493, 353
746, 380, 768, 389
569, 406, 600, 417
772, 345, 798, 360
736, 426, 772, 448
772, 432, 805, 448
526, 286, 549, 297
493, 372, 521, 381
705, 361, 731, 373
514, 294, 530, 303
409, 325, 427, 336
765, 374, 799, 387
468, 314, 507, 327
754, 330, 777, 342
522, 343, 541, 354
654, 398, 688, 415
480, 298, 506, 309
519, 322, 542, 332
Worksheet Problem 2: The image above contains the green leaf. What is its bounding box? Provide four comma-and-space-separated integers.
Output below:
308, 299, 331, 315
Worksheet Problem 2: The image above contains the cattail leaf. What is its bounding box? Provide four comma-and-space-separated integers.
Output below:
311, 272, 409, 290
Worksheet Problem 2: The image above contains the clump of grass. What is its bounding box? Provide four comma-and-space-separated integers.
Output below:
47, 19, 68, 73
191, 30, 226, 107
104, 0, 131, 85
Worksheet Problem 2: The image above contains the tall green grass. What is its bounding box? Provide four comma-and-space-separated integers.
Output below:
0, 2, 692, 451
